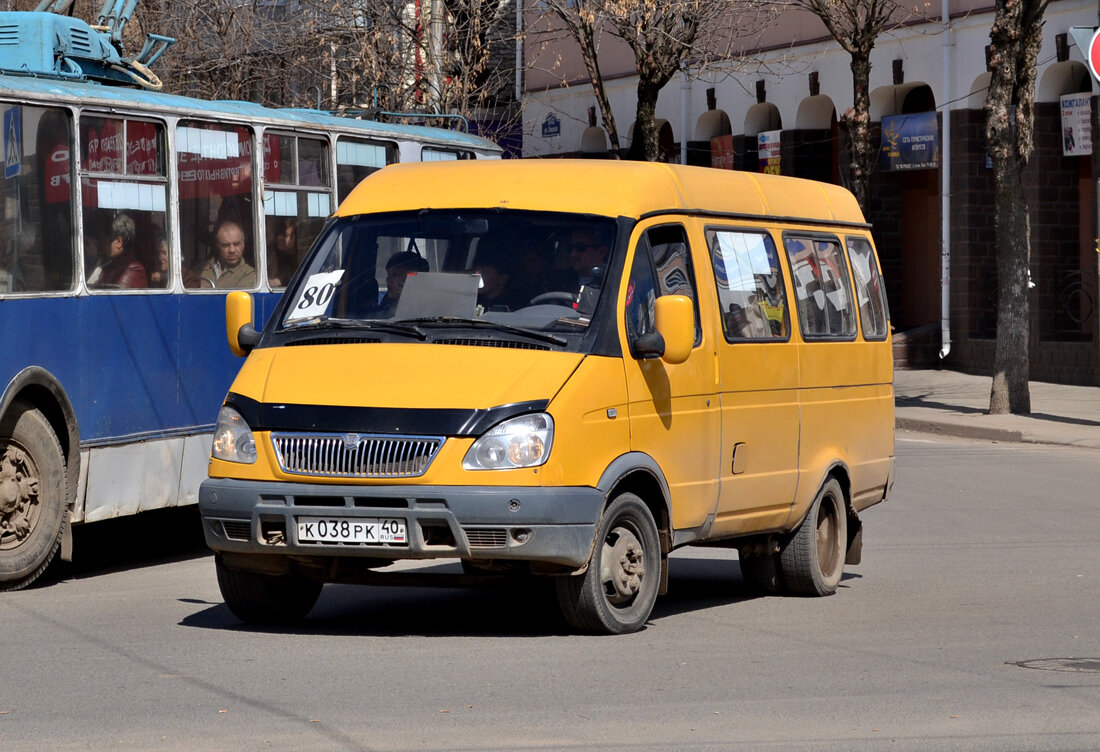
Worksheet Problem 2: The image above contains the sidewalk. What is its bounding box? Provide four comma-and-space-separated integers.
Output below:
894, 368, 1100, 449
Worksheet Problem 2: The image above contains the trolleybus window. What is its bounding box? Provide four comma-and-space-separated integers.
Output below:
177, 121, 256, 290
0, 105, 74, 294
336, 137, 396, 204
422, 147, 473, 161
263, 132, 332, 288
80, 116, 168, 291
707, 228, 789, 341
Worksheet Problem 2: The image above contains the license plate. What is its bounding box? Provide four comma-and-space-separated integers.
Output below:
296, 517, 407, 545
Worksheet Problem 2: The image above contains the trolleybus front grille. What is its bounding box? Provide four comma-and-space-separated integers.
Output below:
271, 433, 444, 479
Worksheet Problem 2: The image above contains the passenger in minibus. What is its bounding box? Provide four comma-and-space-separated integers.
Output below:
473, 241, 529, 312
377, 251, 429, 316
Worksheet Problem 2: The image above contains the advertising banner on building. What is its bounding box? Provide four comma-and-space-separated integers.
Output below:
1060, 93, 1093, 157
880, 112, 939, 171
758, 130, 781, 174
711, 134, 734, 170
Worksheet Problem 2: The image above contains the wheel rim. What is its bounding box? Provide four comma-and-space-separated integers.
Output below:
0, 440, 43, 552
598, 524, 647, 606
815, 493, 842, 579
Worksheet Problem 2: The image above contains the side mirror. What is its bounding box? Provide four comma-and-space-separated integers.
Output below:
226, 291, 261, 357
653, 294, 693, 365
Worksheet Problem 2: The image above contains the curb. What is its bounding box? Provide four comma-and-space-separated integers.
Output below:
895, 416, 1024, 444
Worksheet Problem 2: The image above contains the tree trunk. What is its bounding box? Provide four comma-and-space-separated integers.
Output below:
843, 52, 873, 211
579, 38, 621, 153
632, 80, 661, 162
984, 0, 1045, 415
988, 152, 1031, 413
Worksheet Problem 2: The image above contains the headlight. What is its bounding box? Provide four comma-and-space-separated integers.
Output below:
462, 413, 554, 470
212, 406, 257, 464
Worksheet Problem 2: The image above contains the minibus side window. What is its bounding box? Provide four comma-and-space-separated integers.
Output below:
705, 228, 789, 341
625, 242, 658, 348
846, 236, 890, 340
625, 225, 701, 351
647, 225, 701, 344
783, 234, 857, 340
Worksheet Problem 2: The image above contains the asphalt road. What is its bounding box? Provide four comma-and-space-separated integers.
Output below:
2, 432, 1099, 751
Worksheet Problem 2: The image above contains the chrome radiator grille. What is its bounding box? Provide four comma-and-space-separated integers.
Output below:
271, 433, 444, 479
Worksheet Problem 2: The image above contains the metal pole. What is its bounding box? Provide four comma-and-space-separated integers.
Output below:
939, 0, 953, 361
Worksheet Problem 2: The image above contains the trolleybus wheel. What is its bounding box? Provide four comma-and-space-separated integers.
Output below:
779, 478, 848, 596
555, 492, 661, 634
215, 555, 323, 624
0, 401, 67, 591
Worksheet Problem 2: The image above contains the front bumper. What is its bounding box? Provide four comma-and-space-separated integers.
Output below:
199, 478, 605, 568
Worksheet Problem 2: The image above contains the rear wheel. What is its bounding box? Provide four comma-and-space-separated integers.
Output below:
0, 401, 67, 591
779, 478, 848, 596
215, 555, 323, 624
555, 493, 661, 634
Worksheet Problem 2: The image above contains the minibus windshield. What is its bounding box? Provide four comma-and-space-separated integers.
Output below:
279, 210, 618, 344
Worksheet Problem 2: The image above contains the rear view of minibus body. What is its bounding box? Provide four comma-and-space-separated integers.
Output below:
199, 160, 894, 634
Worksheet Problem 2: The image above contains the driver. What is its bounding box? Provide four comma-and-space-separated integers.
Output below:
567, 227, 611, 292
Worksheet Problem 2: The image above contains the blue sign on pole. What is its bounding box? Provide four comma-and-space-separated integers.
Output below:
880, 112, 939, 171
4, 106, 21, 179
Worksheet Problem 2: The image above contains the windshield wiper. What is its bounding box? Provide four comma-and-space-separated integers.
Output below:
284, 318, 427, 340
398, 317, 568, 347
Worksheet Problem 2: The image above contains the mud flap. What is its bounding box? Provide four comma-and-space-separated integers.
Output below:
60, 516, 73, 562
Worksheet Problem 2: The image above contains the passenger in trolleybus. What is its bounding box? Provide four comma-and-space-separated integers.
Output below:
200, 218, 255, 289
86, 213, 147, 289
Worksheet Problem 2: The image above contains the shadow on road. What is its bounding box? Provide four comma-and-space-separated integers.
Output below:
43, 506, 210, 585
178, 553, 771, 638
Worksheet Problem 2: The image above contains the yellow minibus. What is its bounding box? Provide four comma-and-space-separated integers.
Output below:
199, 160, 895, 634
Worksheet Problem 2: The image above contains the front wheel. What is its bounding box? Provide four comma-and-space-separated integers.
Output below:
555, 493, 661, 634
0, 401, 67, 591
779, 478, 848, 596
215, 555, 323, 624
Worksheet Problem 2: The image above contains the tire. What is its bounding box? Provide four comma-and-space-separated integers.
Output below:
555, 493, 661, 634
738, 550, 783, 595
215, 555, 323, 624
0, 401, 67, 592
779, 478, 848, 596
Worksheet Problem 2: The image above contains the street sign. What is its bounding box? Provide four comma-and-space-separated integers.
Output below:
3, 106, 20, 179
1089, 28, 1100, 82
1070, 26, 1100, 82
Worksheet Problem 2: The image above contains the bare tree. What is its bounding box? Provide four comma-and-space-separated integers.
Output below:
540, 0, 622, 153
136, 0, 519, 138
785, 0, 919, 210
537, 0, 773, 161
984, 0, 1049, 415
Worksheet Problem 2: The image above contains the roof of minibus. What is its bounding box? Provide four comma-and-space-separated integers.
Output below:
0, 74, 499, 151
337, 159, 867, 225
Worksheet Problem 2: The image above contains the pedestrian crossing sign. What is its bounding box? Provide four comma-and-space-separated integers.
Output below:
4, 106, 21, 179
